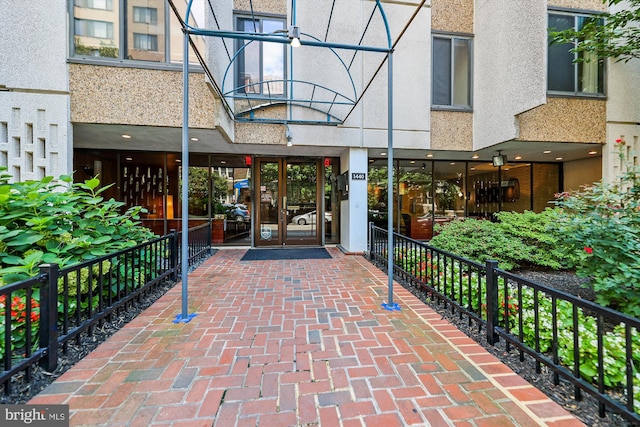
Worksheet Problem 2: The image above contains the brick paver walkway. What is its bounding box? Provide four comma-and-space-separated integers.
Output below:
29, 248, 585, 426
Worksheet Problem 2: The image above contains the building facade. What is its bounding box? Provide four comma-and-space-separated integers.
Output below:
1, 0, 639, 253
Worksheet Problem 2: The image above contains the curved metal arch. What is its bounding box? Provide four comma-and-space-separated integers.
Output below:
173, 0, 412, 321
234, 102, 344, 125
182, 0, 394, 124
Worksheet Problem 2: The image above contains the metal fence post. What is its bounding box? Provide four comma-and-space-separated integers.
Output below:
207, 220, 212, 253
39, 264, 59, 372
170, 229, 178, 281
485, 260, 499, 345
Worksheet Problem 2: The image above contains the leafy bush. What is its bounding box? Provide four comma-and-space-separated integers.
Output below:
428, 209, 576, 271
554, 141, 640, 317
494, 209, 578, 269
0, 169, 155, 285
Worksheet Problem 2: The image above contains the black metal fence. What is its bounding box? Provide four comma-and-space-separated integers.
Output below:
0, 223, 212, 396
369, 224, 640, 425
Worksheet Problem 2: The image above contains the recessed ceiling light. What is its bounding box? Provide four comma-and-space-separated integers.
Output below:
555, 157, 563, 161
410, 160, 416, 164
471, 154, 479, 159
426, 153, 433, 158
220, 160, 226, 164
504, 168, 510, 171
450, 162, 456, 165
543, 150, 551, 154
125, 157, 133, 161
121, 134, 132, 139
190, 137, 199, 142
514, 156, 522, 160
588, 150, 598, 155
470, 167, 476, 171
176, 159, 181, 163
380, 152, 387, 156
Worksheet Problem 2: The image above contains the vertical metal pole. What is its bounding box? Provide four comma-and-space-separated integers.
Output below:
175, 29, 196, 323
39, 264, 59, 372
383, 51, 399, 311
486, 260, 499, 344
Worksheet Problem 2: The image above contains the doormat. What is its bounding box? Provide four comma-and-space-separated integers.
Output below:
240, 247, 332, 261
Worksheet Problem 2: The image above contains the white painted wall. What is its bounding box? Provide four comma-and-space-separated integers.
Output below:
0, 0, 72, 182
603, 1, 640, 182
340, 148, 369, 253
473, 0, 548, 150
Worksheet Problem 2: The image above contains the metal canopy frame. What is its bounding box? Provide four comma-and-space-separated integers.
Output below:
169, 0, 427, 321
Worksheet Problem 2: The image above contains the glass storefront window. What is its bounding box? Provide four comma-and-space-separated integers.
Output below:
368, 160, 392, 229
397, 161, 434, 240
368, 158, 561, 240
325, 158, 340, 244
533, 163, 561, 212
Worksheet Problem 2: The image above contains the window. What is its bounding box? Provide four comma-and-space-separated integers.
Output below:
235, 16, 286, 96
72, 0, 206, 64
133, 33, 158, 51
432, 35, 472, 109
548, 12, 604, 95
75, 18, 114, 39
133, 6, 158, 25
75, 0, 113, 10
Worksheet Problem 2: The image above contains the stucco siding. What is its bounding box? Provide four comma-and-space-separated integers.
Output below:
432, 0, 472, 33
69, 64, 217, 129
548, 0, 607, 12
473, 1, 547, 150
517, 98, 606, 143
0, 0, 68, 92
430, 111, 472, 151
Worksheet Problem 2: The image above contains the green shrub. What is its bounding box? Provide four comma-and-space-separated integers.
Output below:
428, 209, 576, 271
0, 169, 155, 284
554, 142, 640, 317
495, 209, 578, 269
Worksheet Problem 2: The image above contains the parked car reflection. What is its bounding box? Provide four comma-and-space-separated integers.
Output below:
225, 204, 250, 222
290, 210, 331, 225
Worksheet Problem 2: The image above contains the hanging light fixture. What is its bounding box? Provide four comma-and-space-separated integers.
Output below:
289, 26, 301, 47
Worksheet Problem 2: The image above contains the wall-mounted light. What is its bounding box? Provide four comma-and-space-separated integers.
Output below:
285, 124, 293, 147
289, 26, 301, 47
492, 150, 506, 167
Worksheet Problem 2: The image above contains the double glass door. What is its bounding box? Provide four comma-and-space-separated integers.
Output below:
255, 158, 323, 246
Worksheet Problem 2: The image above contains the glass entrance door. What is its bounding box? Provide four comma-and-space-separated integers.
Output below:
255, 158, 322, 246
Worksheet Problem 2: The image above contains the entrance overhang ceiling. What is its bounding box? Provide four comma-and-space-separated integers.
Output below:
168, 0, 422, 125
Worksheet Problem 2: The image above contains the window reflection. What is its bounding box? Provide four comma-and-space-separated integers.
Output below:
72, 0, 204, 64
235, 16, 285, 95
126, 1, 165, 62
73, 0, 119, 58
